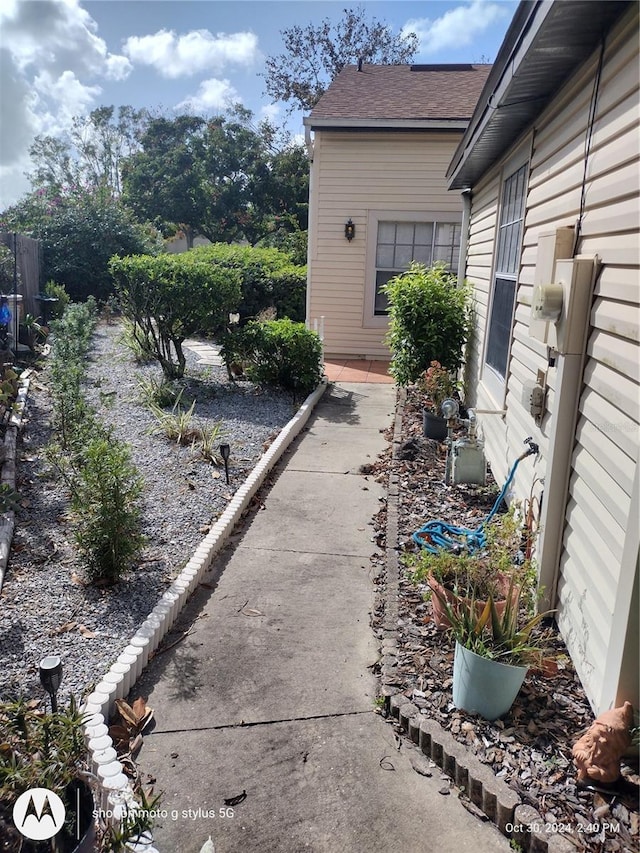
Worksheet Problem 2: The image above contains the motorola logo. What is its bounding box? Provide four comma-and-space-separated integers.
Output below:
12, 787, 66, 841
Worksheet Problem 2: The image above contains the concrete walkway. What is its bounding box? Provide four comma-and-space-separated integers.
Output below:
182, 338, 395, 386
135, 383, 510, 853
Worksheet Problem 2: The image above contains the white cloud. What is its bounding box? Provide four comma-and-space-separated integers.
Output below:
0, 0, 132, 207
104, 54, 133, 82
0, 47, 38, 166
260, 103, 281, 123
177, 78, 241, 113
124, 29, 259, 79
403, 0, 507, 57
0, 0, 131, 80
34, 70, 102, 129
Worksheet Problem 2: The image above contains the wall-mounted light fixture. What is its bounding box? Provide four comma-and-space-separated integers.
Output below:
344, 219, 355, 241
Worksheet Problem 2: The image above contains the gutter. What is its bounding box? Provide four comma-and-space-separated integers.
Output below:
304, 117, 469, 132
446, 0, 551, 187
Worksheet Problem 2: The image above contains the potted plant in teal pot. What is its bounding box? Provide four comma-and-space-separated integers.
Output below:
434, 579, 554, 720
418, 361, 459, 441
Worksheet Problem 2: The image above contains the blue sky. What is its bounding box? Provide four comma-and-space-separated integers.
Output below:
0, 0, 518, 208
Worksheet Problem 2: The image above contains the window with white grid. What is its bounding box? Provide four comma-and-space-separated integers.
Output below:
373, 220, 461, 315
484, 162, 528, 383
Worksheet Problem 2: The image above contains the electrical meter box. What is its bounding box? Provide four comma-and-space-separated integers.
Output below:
448, 438, 486, 486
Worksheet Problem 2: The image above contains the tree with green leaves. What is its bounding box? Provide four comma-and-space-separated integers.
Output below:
121, 108, 309, 248
263, 6, 418, 112
1, 185, 158, 302
121, 115, 210, 249
28, 105, 149, 196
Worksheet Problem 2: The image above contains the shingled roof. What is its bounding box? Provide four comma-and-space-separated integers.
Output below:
306, 63, 492, 128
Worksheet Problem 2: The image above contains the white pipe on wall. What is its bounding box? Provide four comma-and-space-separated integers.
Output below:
458, 188, 472, 288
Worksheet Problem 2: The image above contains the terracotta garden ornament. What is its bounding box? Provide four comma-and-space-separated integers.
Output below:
572, 701, 634, 785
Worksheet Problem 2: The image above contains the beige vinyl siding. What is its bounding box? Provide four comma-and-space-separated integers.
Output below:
307, 131, 463, 358
464, 7, 639, 712
462, 174, 499, 406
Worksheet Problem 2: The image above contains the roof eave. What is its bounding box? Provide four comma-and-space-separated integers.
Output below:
447, 0, 633, 190
304, 117, 469, 132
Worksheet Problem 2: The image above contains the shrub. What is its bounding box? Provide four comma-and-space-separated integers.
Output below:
43, 279, 70, 320
3, 186, 159, 303
383, 262, 471, 386
67, 431, 144, 584
49, 301, 98, 449
223, 318, 322, 399
47, 299, 144, 584
191, 243, 306, 324
258, 226, 308, 266
110, 252, 242, 379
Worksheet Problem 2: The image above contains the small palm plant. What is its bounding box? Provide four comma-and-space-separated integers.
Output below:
434, 578, 555, 718
434, 575, 554, 667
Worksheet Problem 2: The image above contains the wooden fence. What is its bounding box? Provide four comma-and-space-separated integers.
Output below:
0, 232, 42, 319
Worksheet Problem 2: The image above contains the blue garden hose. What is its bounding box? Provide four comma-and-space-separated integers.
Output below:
412, 438, 538, 555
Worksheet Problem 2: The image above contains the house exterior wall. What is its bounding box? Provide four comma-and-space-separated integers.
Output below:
307, 130, 464, 359
463, 7, 639, 714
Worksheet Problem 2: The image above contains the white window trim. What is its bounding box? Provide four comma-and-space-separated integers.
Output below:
363, 209, 462, 329
481, 141, 532, 405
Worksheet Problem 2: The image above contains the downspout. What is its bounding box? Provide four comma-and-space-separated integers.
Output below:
304, 123, 314, 161
304, 123, 315, 330
457, 188, 471, 288
458, 189, 473, 404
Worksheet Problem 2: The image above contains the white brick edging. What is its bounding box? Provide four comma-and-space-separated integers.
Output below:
82, 379, 328, 845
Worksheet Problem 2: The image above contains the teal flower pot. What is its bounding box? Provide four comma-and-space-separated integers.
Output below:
453, 641, 528, 721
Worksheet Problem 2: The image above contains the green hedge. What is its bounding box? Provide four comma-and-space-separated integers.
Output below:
191, 243, 306, 323
383, 262, 471, 386
110, 252, 242, 378
222, 318, 322, 399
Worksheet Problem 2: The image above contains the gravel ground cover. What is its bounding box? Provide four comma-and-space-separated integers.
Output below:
371, 387, 639, 853
0, 320, 295, 703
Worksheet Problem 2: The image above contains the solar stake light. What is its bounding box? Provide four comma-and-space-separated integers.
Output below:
39, 655, 63, 713
220, 443, 231, 484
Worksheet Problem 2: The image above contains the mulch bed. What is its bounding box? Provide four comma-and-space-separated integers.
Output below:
370, 386, 639, 853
